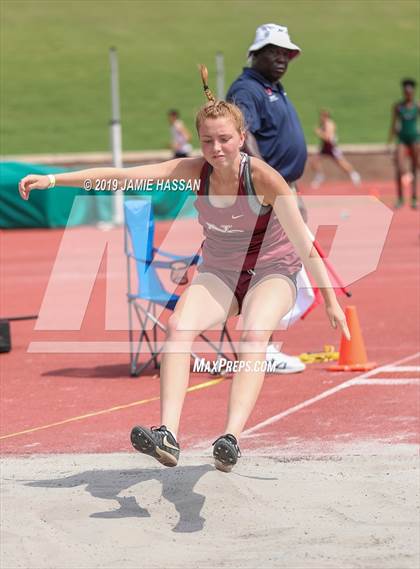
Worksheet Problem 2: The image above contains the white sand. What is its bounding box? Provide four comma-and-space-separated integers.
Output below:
1, 445, 419, 569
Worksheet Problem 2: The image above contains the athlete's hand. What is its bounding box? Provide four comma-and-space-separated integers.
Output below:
325, 301, 351, 340
18, 175, 51, 200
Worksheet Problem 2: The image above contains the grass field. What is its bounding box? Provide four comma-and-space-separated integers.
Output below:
1, 0, 418, 154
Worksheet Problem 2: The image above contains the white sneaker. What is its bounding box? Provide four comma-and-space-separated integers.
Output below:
350, 171, 361, 186
266, 344, 306, 374
310, 173, 325, 189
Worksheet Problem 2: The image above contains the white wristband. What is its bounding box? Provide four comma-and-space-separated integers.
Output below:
47, 174, 56, 189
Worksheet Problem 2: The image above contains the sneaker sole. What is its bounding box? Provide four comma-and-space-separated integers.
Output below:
130, 427, 178, 467
213, 441, 237, 473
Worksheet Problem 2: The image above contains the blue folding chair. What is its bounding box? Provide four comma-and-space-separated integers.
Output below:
124, 199, 237, 376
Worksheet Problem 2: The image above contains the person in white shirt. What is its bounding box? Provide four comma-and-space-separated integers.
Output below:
168, 109, 193, 158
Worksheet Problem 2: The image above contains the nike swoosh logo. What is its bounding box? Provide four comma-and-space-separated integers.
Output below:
271, 359, 287, 369
231, 215, 243, 219
163, 435, 179, 451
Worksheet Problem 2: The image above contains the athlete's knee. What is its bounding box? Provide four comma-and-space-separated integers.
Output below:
166, 313, 196, 342
239, 329, 272, 352
395, 149, 405, 164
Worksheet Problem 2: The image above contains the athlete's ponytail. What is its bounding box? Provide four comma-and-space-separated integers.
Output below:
196, 64, 245, 133
199, 64, 216, 103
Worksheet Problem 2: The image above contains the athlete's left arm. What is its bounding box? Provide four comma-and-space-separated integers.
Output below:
387, 103, 398, 144
252, 159, 350, 339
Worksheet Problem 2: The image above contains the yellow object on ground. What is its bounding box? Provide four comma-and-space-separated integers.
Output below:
299, 345, 339, 363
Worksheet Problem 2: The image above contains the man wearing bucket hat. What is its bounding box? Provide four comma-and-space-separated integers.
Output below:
227, 24, 306, 181
227, 23, 309, 374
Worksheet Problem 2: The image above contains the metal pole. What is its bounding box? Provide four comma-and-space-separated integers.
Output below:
216, 51, 225, 100
109, 47, 124, 225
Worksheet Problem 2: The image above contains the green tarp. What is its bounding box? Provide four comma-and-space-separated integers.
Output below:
0, 162, 197, 228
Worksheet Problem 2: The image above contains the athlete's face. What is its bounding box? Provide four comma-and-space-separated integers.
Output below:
168, 112, 177, 125
320, 110, 330, 122
402, 84, 415, 101
252, 44, 291, 82
199, 117, 245, 168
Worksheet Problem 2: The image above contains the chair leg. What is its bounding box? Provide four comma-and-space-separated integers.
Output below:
128, 299, 138, 376
129, 299, 237, 376
222, 325, 238, 360
131, 302, 158, 377
151, 303, 160, 370
131, 301, 173, 377
137, 301, 160, 371
197, 329, 237, 363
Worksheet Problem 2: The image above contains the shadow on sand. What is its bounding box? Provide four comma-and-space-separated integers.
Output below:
26, 464, 215, 533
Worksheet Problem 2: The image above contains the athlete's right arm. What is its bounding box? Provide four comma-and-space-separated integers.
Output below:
251, 159, 351, 340
19, 157, 204, 200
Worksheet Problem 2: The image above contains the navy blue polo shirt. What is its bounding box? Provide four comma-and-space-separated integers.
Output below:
226, 67, 307, 182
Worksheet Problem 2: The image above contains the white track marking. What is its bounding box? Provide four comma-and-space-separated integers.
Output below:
379, 366, 420, 373
353, 378, 420, 385
242, 379, 359, 437
374, 352, 420, 368
242, 352, 420, 438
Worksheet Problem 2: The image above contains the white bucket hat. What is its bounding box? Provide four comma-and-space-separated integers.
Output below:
248, 23, 301, 60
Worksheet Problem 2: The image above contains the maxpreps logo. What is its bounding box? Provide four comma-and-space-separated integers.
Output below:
193, 358, 277, 374
265, 87, 279, 102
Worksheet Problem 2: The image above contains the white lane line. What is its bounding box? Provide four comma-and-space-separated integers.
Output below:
242, 352, 420, 438
376, 352, 420, 369
354, 378, 420, 385
242, 379, 359, 437
379, 366, 420, 373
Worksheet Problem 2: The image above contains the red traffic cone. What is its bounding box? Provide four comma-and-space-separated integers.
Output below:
328, 306, 376, 372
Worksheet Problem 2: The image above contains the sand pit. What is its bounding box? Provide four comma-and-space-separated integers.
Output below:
1, 445, 419, 569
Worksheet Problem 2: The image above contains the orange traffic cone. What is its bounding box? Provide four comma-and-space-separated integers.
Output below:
328, 306, 376, 372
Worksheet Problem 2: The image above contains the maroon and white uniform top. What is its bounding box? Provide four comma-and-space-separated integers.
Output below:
194, 153, 302, 275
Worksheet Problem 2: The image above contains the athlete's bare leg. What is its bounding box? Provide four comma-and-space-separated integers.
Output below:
311, 154, 323, 175
395, 144, 408, 205
331, 155, 360, 186
310, 155, 325, 188
335, 155, 355, 174
223, 277, 295, 439
407, 143, 419, 206
160, 274, 238, 438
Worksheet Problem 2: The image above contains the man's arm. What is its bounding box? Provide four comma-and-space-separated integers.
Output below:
226, 87, 262, 156
243, 131, 263, 158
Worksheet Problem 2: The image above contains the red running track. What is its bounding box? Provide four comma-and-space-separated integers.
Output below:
1, 180, 419, 454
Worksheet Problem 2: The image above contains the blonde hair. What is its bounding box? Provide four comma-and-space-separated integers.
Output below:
195, 64, 245, 133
